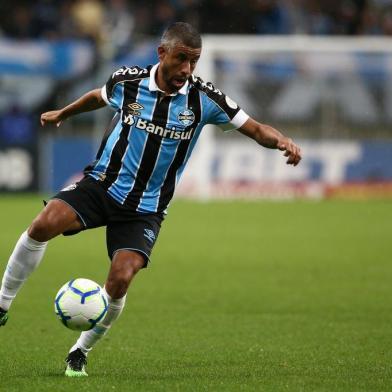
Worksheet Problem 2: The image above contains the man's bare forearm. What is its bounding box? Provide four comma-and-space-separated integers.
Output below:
239, 117, 301, 166
253, 123, 285, 149
60, 89, 106, 120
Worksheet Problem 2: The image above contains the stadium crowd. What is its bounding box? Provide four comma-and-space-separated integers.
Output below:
1, 0, 391, 146
1, 0, 392, 43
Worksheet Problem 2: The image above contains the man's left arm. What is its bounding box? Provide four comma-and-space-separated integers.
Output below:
238, 117, 302, 166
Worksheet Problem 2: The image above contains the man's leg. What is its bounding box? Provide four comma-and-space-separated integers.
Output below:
0, 200, 82, 317
65, 250, 145, 377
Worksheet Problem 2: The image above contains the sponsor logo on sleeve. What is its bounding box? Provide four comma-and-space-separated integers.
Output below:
225, 96, 238, 110
112, 67, 148, 78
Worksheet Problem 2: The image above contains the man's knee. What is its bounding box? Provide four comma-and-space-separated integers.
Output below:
106, 251, 145, 298
111, 251, 145, 280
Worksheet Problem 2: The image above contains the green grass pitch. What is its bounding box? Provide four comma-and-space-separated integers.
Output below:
0, 196, 391, 391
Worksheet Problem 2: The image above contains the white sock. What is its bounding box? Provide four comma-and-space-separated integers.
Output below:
69, 287, 126, 355
0, 231, 48, 311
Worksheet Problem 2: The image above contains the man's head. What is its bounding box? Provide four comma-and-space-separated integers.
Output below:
157, 22, 202, 93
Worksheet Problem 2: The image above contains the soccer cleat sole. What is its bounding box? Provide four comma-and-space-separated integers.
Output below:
65, 366, 88, 377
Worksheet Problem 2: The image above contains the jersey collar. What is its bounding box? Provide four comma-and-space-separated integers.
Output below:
149, 63, 189, 96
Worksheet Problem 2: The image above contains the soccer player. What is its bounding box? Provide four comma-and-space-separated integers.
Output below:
0, 22, 301, 376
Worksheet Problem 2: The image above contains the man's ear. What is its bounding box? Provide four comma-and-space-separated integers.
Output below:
157, 46, 166, 61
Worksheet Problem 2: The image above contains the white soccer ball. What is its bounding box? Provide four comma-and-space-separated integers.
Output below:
54, 278, 108, 331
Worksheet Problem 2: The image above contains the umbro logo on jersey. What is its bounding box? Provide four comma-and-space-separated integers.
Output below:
128, 102, 144, 116
144, 229, 156, 243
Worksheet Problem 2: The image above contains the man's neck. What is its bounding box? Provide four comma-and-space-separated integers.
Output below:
156, 66, 174, 95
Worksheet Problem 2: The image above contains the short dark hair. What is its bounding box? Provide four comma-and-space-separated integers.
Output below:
161, 22, 202, 49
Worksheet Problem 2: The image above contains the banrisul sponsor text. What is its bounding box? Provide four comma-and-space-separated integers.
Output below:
123, 114, 194, 140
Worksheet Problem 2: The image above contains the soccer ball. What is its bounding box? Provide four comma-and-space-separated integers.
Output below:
54, 278, 108, 331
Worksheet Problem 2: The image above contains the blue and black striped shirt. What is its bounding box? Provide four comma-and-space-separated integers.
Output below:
85, 63, 249, 213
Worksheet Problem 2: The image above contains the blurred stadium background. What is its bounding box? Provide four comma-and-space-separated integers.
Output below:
1, 0, 392, 199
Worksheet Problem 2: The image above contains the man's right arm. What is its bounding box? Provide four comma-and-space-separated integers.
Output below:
41, 88, 106, 128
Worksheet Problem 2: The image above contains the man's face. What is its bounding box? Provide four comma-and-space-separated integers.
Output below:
157, 43, 201, 93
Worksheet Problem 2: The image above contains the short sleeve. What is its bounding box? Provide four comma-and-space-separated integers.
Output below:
101, 66, 128, 111
201, 82, 249, 131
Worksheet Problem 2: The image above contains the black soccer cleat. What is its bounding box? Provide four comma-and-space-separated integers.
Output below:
65, 348, 88, 377
0, 308, 8, 327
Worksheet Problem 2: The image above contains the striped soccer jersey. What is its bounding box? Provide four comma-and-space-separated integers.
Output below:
85, 63, 249, 213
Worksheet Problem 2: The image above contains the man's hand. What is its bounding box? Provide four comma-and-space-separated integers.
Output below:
239, 118, 302, 166
40, 110, 65, 128
277, 137, 302, 166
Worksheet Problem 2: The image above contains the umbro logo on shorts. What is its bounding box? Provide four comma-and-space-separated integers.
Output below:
143, 229, 156, 243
